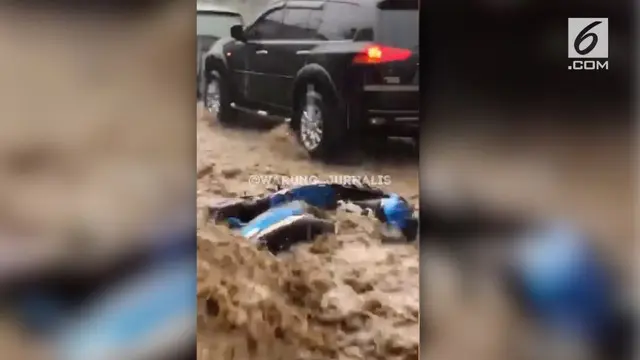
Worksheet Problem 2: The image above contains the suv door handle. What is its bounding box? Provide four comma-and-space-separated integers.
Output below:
296, 50, 310, 55
255, 49, 268, 55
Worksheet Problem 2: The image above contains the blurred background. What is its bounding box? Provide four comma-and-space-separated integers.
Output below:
420, 2, 635, 360
0, 2, 195, 359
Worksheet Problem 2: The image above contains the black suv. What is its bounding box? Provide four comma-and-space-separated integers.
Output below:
201, 0, 419, 159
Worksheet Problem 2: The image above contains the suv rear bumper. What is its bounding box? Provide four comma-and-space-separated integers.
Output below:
356, 84, 419, 137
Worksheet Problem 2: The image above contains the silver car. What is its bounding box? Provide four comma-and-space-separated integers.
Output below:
197, 3, 243, 95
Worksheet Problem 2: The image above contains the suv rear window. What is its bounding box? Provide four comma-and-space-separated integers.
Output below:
376, 0, 418, 50
316, 2, 373, 41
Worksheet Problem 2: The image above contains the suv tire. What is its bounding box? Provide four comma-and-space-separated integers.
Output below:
294, 83, 348, 160
204, 71, 236, 125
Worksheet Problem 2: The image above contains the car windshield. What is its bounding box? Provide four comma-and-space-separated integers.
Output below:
197, 12, 243, 38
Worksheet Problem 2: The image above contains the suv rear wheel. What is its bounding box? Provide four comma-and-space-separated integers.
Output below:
294, 83, 348, 160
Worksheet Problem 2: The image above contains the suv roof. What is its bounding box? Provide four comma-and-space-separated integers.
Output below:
196, 2, 241, 15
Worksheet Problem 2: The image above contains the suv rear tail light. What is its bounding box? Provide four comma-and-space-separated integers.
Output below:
353, 44, 412, 64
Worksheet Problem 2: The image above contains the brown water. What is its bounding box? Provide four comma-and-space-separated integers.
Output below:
196, 110, 420, 360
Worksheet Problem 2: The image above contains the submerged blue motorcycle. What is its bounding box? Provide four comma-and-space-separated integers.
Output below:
207, 182, 419, 253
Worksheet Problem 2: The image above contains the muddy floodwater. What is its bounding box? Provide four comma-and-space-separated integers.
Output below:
196, 108, 420, 360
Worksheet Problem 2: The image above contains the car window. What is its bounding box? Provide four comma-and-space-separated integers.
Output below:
196, 13, 243, 39
376, 0, 419, 49
281, 8, 314, 40
316, 2, 373, 41
245, 7, 286, 40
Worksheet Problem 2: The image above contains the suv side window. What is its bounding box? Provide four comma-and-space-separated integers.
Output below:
245, 7, 286, 40
281, 8, 314, 40
316, 2, 373, 40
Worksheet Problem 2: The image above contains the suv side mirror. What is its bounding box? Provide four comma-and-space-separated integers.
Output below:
230, 25, 245, 41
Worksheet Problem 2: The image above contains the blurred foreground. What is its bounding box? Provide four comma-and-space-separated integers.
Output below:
0, 2, 193, 272
420, 98, 635, 360
0, 3, 194, 359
